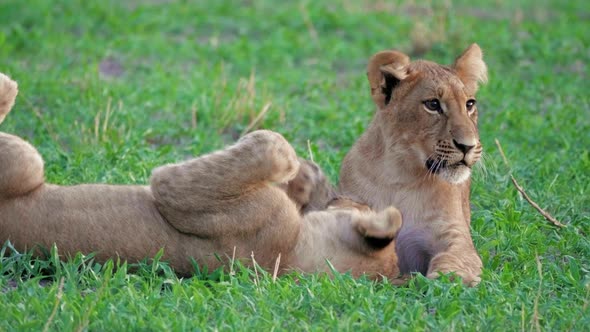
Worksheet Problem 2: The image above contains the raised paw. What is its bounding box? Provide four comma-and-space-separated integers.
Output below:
285, 159, 335, 212
237, 130, 299, 183
0, 73, 18, 125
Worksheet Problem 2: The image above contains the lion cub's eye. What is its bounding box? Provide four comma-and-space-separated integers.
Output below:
466, 99, 477, 114
423, 99, 442, 114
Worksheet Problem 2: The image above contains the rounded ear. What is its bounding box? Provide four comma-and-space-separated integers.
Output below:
453, 43, 488, 95
354, 207, 402, 249
367, 50, 410, 110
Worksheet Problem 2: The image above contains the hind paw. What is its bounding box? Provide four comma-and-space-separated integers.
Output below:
237, 130, 299, 183
354, 207, 402, 240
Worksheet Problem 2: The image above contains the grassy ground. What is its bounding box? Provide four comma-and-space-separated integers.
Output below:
1, 0, 589, 330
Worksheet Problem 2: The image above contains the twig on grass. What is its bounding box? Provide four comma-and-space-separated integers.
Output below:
495, 139, 565, 228
43, 277, 65, 332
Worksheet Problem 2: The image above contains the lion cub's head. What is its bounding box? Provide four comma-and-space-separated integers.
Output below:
367, 44, 487, 184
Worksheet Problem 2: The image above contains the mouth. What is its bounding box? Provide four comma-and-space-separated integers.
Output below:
425, 159, 444, 173
425, 158, 469, 174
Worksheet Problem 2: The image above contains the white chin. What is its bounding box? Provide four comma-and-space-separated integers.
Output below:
438, 166, 471, 184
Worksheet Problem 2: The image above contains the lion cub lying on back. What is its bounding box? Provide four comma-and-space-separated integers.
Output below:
0, 73, 401, 279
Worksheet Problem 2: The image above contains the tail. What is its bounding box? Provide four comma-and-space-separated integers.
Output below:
0, 73, 18, 125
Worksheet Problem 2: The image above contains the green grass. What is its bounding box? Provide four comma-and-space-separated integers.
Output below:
0, 0, 588, 330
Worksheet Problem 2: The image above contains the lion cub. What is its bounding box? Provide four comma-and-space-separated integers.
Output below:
0, 73, 401, 279
339, 44, 488, 285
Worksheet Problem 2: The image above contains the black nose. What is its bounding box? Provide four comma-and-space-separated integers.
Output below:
453, 139, 475, 154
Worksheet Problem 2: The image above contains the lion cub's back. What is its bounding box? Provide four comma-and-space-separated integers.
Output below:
0, 184, 198, 269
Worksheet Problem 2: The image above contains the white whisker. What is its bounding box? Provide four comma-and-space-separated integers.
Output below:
473, 152, 489, 181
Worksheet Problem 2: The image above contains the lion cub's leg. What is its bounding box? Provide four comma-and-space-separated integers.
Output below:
150, 130, 301, 237
0, 73, 18, 126
151, 130, 299, 206
0, 74, 44, 200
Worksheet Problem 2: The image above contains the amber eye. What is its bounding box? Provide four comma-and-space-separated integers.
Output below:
466, 99, 476, 113
423, 99, 442, 114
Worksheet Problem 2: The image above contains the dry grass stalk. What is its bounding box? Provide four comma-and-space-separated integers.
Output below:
217, 70, 273, 134
241, 102, 272, 136
250, 251, 260, 287
299, 2, 319, 43
43, 277, 65, 332
191, 102, 198, 129
272, 253, 281, 283
229, 246, 236, 276
23, 96, 62, 147
531, 254, 542, 332
101, 97, 113, 138
307, 139, 314, 162
93, 97, 124, 143
495, 139, 565, 228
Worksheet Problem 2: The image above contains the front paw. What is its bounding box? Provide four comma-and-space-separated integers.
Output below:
427, 252, 482, 286
426, 270, 481, 287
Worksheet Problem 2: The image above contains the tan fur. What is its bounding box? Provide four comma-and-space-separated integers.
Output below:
0, 73, 401, 280
282, 158, 337, 214
339, 44, 487, 286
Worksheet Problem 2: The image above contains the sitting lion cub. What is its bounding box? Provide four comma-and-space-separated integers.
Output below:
339, 44, 488, 285
0, 73, 401, 279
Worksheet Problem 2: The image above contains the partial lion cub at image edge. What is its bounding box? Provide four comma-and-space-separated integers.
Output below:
340, 44, 488, 286
0, 73, 402, 280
